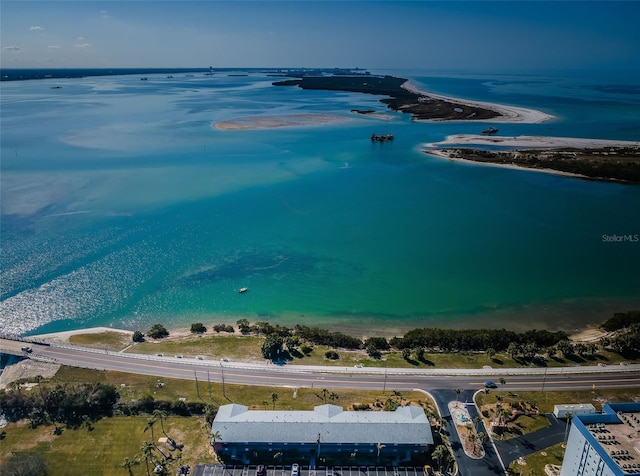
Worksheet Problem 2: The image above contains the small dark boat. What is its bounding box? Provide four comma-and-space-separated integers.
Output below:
371, 133, 394, 142
482, 127, 499, 135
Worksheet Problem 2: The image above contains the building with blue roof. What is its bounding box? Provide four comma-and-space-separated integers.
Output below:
561, 403, 640, 476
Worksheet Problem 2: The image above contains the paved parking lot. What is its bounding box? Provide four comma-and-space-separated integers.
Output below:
194, 465, 427, 476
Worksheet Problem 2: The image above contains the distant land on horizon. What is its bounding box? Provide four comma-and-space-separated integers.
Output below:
0, 67, 366, 82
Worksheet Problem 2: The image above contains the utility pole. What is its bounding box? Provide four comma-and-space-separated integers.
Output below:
194, 370, 201, 400
220, 362, 226, 398
383, 369, 387, 394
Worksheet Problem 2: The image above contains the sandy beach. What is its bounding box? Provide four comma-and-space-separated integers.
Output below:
427, 134, 640, 149
213, 113, 348, 130
402, 81, 555, 124
424, 148, 589, 179
422, 134, 640, 180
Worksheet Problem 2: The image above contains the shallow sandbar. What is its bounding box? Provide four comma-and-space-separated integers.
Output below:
213, 113, 348, 130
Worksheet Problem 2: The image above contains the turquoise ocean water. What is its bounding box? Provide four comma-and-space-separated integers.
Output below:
1, 69, 639, 336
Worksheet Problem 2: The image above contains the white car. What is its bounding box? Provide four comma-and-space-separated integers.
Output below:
291, 464, 299, 476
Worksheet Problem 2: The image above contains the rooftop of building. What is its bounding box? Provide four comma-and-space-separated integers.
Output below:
212, 404, 433, 445
575, 403, 640, 476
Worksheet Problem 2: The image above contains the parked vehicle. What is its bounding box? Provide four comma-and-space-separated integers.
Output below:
291, 464, 299, 476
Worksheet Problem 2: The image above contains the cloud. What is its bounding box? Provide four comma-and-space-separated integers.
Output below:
73, 43, 92, 48
99, 10, 110, 18
48, 45, 61, 49
3, 46, 21, 51
76, 37, 84, 41
29, 26, 44, 31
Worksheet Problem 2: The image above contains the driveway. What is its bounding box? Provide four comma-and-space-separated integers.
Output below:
494, 413, 566, 465
430, 389, 506, 476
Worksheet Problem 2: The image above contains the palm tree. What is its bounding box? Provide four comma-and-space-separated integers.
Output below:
141, 440, 155, 476
431, 445, 448, 471
321, 388, 329, 404
144, 416, 169, 460
455, 388, 461, 402
144, 416, 157, 442
329, 392, 339, 403
210, 430, 222, 446
262, 400, 269, 410
468, 430, 477, 455
499, 377, 506, 392
473, 415, 483, 433
153, 409, 169, 438
477, 431, 487, 448
121, 456, 140, 476
271, 392, 279, 410
204, 404, 218, 428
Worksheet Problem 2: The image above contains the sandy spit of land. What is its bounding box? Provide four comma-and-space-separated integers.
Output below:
426, 134, 640, 149
402, 81, 555, 124
423, 148, 588, 179
31, 326, 133, 344
213, 113, 348, 130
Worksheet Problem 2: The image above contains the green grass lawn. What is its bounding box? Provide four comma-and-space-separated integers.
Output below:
68, 331, 132, 351
507, 442, 565, 476
53, 366, 435, 412
0, 416, 211, 476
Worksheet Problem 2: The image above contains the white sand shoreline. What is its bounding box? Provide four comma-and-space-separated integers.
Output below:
424, 148, 589, 179
422, 134, 640, 181
402, 81, 555, 124
427, 134, 640, 149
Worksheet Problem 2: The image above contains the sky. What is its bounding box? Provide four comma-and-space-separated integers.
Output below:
1, 1, 639, 72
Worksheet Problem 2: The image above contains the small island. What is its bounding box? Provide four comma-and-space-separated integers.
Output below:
425, 135, 640, 183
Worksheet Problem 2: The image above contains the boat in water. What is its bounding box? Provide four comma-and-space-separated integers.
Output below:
238, 287, 248, 293
482, 126, 499, 135
371, 133, 394, 142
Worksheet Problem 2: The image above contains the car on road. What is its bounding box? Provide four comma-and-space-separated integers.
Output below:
484, 380, 498, 388
256, 465, 265, 476
21, 346, 32, 353
291, 463, 299, 476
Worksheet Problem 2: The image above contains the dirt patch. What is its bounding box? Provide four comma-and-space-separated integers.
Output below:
0, 359, 60, 389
